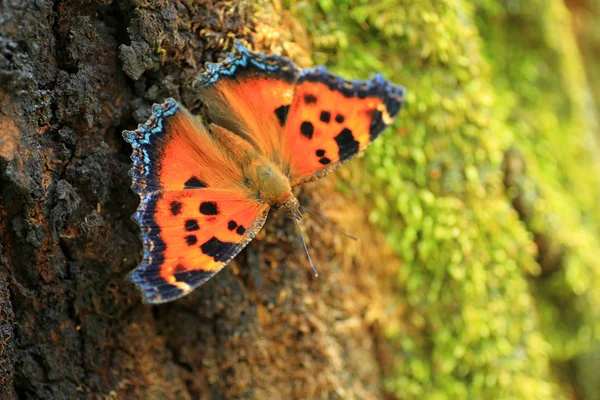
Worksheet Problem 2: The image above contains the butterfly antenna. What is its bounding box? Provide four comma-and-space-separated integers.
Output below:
299, 205, 358, 241
292, 217, 319, 277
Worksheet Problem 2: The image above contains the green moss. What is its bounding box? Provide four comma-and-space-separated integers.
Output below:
288, 0, 600, 398
576, 0, 600, 120
475, 0, 600, 361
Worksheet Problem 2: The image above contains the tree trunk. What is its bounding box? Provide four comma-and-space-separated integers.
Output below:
0, 1, 392, 398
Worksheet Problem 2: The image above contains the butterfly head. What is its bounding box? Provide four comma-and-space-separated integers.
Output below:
275, 192, 302, 221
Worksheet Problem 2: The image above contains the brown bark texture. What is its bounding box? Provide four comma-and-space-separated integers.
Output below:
0, 1, 393, 399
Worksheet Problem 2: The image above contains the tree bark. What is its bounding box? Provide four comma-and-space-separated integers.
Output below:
0, 1, 391, 398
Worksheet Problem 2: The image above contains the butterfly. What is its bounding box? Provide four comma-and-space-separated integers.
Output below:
123, 42, 406, 303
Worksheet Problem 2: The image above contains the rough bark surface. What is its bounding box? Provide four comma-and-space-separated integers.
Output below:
0, 1, 392, 398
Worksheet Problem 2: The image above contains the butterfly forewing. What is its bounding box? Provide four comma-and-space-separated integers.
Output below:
283, 67, 406, 186
123, 99, 249, 193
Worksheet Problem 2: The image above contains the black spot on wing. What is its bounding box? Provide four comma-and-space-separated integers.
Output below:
236, 225, 246, 235
320, 111, 331, 123
185, 219, 199, 231
201, 237, 236, 262
335, 114, 345, 123
316, 149, 325, 157
300, 121, 314, 139
228, 220, 237, 230
200, 201, 218, 215
170, 201, 182, 216
319, 157, 331, 165
304, 94, 317, 104
185, 235, 198, 245
334, 128, 360, 161
184, 177, 208, 189
274, 104, 290, 126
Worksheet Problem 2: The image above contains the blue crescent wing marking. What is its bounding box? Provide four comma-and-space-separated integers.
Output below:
122, 98, 180, 191
195, 41, 299, 88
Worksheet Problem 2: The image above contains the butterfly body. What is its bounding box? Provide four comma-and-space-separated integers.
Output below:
208, 123, 300, 217
124, 42, 405, 303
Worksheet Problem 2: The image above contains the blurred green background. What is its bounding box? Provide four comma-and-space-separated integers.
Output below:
286, 0, 600, 398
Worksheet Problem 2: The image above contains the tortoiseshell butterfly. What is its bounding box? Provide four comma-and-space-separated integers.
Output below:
123, 42, 405, 303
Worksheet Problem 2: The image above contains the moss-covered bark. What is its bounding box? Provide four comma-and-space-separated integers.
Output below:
291, 0, 600, 398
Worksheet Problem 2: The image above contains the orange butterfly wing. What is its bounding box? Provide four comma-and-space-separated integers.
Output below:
284, 67, 406, 186
194, 42, 299, 166
133, 190, 269, 303
123, 99, 269, 303
194, 43, 405, 186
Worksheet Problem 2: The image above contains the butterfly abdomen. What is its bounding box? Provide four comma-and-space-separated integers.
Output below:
242, 159, 292, 207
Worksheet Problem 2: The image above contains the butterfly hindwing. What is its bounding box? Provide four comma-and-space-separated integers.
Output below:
284, 67, 406, 186
195, 41, 300, 164
130, 189, 269, 303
